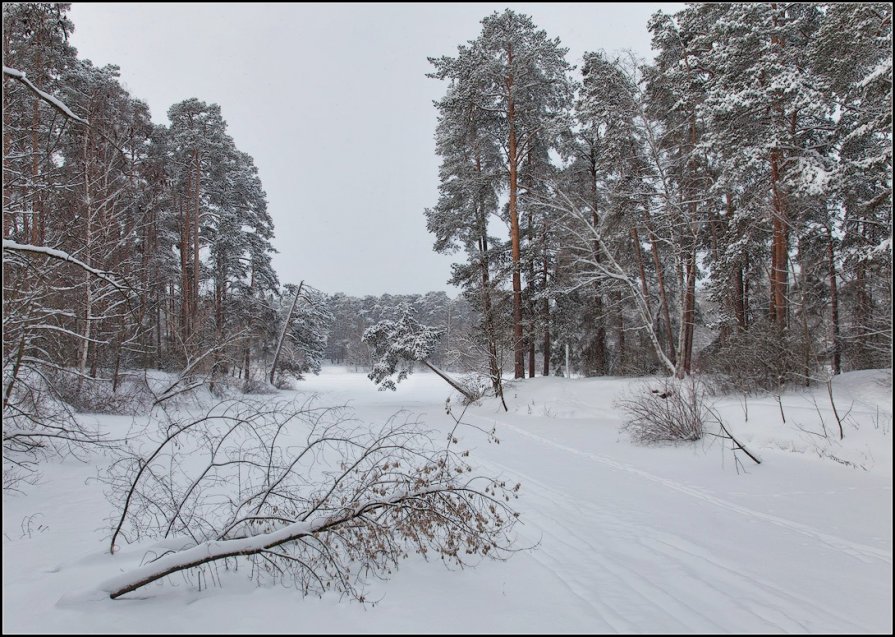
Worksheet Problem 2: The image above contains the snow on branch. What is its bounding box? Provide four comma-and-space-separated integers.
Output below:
3, 66, 89, 125
362, 303, 476, 400
2, 240, 130, 295
100, 396, 519, 600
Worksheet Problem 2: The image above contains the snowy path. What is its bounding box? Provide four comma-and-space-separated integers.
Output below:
493, 418, 891, 565
474, 423, 887, 632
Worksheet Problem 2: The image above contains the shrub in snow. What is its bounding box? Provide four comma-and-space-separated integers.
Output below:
699, 322, 811, 393
272, 376, 295, 391
241, 378, 277, 395
617, 377, 709, 443
2, 369, 117, 490
456, 373, 489, 403
50, 370, 153, 415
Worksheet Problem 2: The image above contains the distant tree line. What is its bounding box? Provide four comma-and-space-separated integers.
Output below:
325, 291, 479, 373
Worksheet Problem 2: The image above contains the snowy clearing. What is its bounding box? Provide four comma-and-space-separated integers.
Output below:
3, 367, 892, 633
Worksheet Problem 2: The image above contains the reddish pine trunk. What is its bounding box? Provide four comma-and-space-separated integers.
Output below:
770, 148, 788, 325
527, 204, 536, 379
179, 197, 191, 343
681, 251, 697, 375
542, 224, 550, 377
192, 149, 201, 335
506, 46, 524, 379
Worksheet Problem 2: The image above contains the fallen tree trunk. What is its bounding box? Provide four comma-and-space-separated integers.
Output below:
421, 359, 475, 402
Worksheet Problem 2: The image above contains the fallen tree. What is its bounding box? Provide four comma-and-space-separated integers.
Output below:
362, 304, 477, 402
101, 395, 519, 600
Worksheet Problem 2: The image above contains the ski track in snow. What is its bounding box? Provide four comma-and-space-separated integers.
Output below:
487, 460, 868, 632
490, 416, 891, 566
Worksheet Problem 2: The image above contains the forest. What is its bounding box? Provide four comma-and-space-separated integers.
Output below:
1, 3, 892, 632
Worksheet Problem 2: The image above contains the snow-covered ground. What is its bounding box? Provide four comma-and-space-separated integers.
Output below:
3, 367, 892, 633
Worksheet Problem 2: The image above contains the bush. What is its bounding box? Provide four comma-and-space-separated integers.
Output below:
617, 377, 709, 444
457, 373, 489, 404
50, 370, 152, 415
3, 369, 117, 491
698, 322, 813, 393
273, 376, 295, 390
241, 378, 277, 394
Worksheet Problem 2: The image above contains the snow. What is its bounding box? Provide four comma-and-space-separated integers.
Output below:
3, 367, 892, 633
2, 240, 127, 293
2, 66, 89, 125
858, 58, 893, 89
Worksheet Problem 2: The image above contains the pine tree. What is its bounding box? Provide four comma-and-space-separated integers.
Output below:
811, 3, 892, 370
425, 77, 503, 389
429, 9, 572, 378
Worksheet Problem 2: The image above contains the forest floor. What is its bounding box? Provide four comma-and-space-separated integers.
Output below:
3, 366, 892, 633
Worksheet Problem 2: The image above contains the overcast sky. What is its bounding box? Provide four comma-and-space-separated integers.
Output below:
68, 3, 683, 297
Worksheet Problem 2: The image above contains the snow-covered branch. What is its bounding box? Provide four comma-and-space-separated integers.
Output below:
2, 240, 130, 295
3, 66, 89, 125
101, 396, 519, 600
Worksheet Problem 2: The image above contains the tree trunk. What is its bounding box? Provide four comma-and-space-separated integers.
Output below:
112, 337, 122, 394
589, 160, 606, 375
770, 148, 788, 326
211, 260, 225, 388
3, 334, 26, 413
743, 252, 751, 329
270, 281, 304, 385
855, 261, 870, 365
797, 239, 812, 385
78, 129, 94, 383
631, 227, 652, 317
2, 66, 12, 238
527, 205, 536, 379
155, 301, 162, 370
473, 149, 500, 393
733, 267, 747, 332
726, 194, 747, 333
506, 45, 524, 379
479, 232, 500, 392
191, 148, 201, 337
30, 70, 43, 245
541, 225, 550, 377
826, 225, 841, 375
179, 197, 191, 344
681, 250, 696, 376
643, 213, 676, 365
615, 290, 625, 373
422, 359, 474, 402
